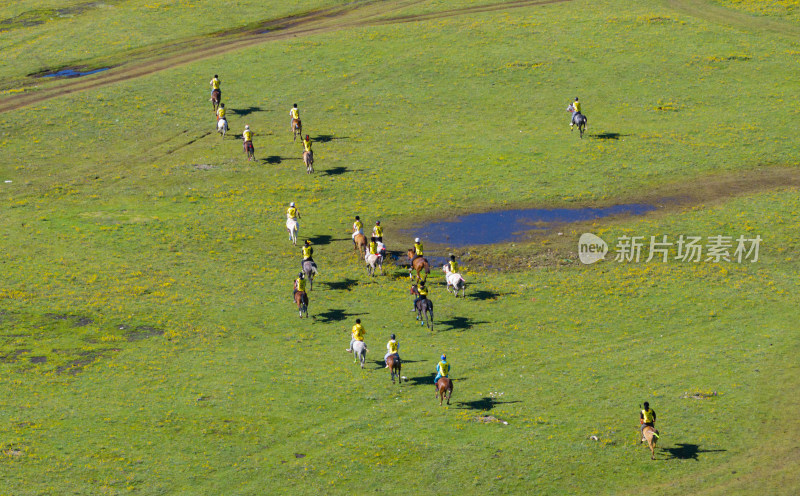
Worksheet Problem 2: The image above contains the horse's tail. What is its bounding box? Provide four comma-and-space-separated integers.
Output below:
425, 263, 431, 275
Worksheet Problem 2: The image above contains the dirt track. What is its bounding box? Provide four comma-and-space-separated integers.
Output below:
0, 0, 570, 114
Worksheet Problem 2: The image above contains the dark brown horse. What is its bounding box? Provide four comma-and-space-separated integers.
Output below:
294, 290, 308, 318
354, 234, 367, 257
244, 140, 255, 161
436, 377, 453, 405
211, 89, 221, 112
410, 284, 434, 331
407, 249, 431, 282
291, 118, 302, 141
387, 354, 401, 384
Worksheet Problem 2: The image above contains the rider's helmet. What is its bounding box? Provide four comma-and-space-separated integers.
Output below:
214, 74, 218, 78
355, 216, 360, 220
290, 202, 295, 207
304, 240, 311, 245
415, 237, 420, 243
376, 220, 380, 225
293, 103, 298, 108
575, 97, 579, 101
441, 354, 446, 360
390, 333, 396, 340
245, 125, 249, 129
643, 401, 650, 409
305, 135, 310, 140
450, 254, 455, 260
298, 272, 304, 278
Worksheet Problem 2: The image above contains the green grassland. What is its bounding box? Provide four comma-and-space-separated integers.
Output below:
1, 0, 799, 494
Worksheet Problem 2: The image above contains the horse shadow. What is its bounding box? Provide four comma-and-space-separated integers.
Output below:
263, 155, 300, 164
660, 444, 726, 461
307, 234, 333, 246
455, 397, 521, 411
591, 132, 627, 140
321, 278, 359, 292
468, 290, 501, 301
230, 106, 263, 116
371, 358, 427, 369
322, 166, 360, 176
406, 373, 436, 386
438, 316, 488, 331
316, 308, 362, 323
313, 134, 349, 143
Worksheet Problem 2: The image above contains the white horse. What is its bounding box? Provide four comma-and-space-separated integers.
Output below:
352, 340, 367, 369
442, 265, 466, 297
217, 118, 228, 137
286, 216, 298, 246
365, 253, 383, 277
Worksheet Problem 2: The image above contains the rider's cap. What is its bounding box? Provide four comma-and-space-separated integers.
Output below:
214, 74, 218, 78
245, 125, 249, 129
305, 240, 311, 245
441, 355, 446, 360
293, 103, 297, 107
355, 216, 360, 220
305, 135, 310, 140
415, 237, 420, 242
290, 202, 295, 207
643, 401, 649, 408
376, 220, 380, 224
575, 97, 579, 100
298, 272, 304, 277
390, 333, 396, 339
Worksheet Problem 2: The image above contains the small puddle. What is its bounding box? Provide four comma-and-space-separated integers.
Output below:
403, 203, 657, 247
39, 67, 110, 78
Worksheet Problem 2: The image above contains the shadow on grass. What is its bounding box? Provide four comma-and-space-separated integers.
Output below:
230, 106, 264, 117
313, 134, 349, 143
316, 308, 365, 323
468, 290, 501, 301
307, 234, 333, 246
438, 316, 488, 331
406, 373, 436, 386
322, 166, 361, 176
660, 443, 726, 461
263, 155, 301, 164
455, 397, 521, 411
591, 132, 627, 140
371, 358, 427, 370
321, 278, 359, 292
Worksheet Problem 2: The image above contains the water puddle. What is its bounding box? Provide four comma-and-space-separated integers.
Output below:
39, 67, 110, 78
403, 203, 657, 247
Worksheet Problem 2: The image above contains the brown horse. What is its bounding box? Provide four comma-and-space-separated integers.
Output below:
211, 89, 221, 112
294, 290, 308, 318
436, 377, 453, 405
354, 234, 367, 257
407, 249, 431, 282
642, 425, 659, 460
303, 150, 314, 174
291, 118, 302, 141
387, 354, 401, 384
244, 140, 255, 161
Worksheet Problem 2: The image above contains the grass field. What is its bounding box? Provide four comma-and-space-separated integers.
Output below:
1, 0, 799, 494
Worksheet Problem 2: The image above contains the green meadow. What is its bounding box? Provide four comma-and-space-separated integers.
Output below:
1, 0, 799, 494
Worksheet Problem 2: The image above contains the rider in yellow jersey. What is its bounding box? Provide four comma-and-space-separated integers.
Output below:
242, 125, 253, 143
640, 401, 659, 441
434, 354, 450, 392
287, 202, 299, 220
570, 97, 582, 128
293, 271, 306, 298
384, 333, 400, 368
347, 319, 366, 353
412, 278, 429, 312
448, 254, 459, 273
290, 104, 299, 128
210, 74, 220, 98
301, 239, 315, 269
216, 103, 226, 120
352, 216, 364, 242
372, 221, 383, 242
368, 238, 378, 256
303, 134, 313, 156
414, 238, 424, 257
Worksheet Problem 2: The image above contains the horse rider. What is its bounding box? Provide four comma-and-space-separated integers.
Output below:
640, 401, 659, 441
412, 278, 429, 311
346, 318, 366, 353
287, 202, 300, 222
372, 221, 383, 243
352, 216, 364, 242
414, 237, 424, 258
384, 333, 400, 368
216, 103, 226, 122
301, 239, 315, 269
302, 134, 313, 158
293, 271, 306, 299
448, 254, 460, 273
368, 237, 379, 258
243, 124, 253, 151
210, 74, 221, 99
570, 97, 582, 128
290, 103, 300, 128
434, 354, 450, 393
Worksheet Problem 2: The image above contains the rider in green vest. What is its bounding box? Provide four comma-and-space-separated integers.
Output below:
640, 401, 659, 441
434, 354, 450, 393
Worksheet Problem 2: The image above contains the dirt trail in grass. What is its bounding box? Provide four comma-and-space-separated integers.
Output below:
0, 0, 569, 113
665, 0, 800, 37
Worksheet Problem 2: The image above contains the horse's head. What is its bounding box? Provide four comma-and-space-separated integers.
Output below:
567, 104, 574, 113
442, 264, 450, 273
409, 284, 418, 296
407, 248, 415, 258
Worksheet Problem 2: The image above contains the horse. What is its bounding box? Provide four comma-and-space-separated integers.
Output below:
642, 425, 660, 460
286, 217, 298, 246
410, 284, 434, 331
386, 353, 401, 384
353, 233, 367, 257
436, 377, 453, 405
303, 150, 314, 174
243, 140, 255, 161
291, 118, 302, 141
216, 117, 228, 137
352, 340, 367, 369
302, 260, 317, 291
294, 290, 308, 318
442, 264, 466, 297
567, 104, 587, 138
211, 89, 221, 112
406, 249, 431, 282
365, 253, 383, 277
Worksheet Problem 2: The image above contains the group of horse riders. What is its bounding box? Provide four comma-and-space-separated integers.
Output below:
210, 76, 313, 162
351, 216, 386, 259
